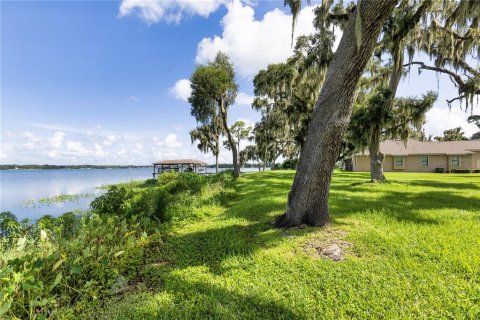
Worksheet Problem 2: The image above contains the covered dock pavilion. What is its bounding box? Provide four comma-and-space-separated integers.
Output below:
152, 159, 208, 178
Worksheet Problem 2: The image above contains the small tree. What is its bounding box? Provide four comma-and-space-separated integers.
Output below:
190, 122, 222, 173
189, 52, 240, 177
347, 90, 437, 182
223, 120, 252, 168
468, 115, 480, 140
434, 127, 469, 141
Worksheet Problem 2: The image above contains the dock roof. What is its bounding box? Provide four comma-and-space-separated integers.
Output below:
153, 159, 208, 165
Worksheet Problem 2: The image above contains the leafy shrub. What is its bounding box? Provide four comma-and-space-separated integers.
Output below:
0, 213, 154, 319
281, 158, 298, 169
451, 169, 471, 173
90, 186, 133, 216
271, 163, 282, 170
125, 188, 171, 222
158, 172, 206, 195
0, 211, 21, 238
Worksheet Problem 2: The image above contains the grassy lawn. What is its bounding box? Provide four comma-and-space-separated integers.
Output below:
93, 171, 480, 319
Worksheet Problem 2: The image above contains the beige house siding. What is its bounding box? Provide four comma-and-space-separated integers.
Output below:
352, 153, 479, 172
353, 155, 370, 172
351, 140, 480, 173
470, 152, 480, 170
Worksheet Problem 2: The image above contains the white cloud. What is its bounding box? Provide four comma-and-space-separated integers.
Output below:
66, 141, 88, 155
4, 132, 15, 137
235, 92, 254, 107
1, 125, 200, 165
103, 135, 117, 146
169, 79, 191, 102
425, 106, 479, 138
128, 95, 140, 101
195, 1, 318, 78
48, 131, 65, 149
164, 133, 182, 147
119, 0, 225, 24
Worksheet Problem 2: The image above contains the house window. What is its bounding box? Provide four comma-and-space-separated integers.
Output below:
420, 156, 429, 167
394, 156, 404, 168
451, 156, 460, 167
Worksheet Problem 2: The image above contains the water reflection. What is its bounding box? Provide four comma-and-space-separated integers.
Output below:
0, 168, 153, 220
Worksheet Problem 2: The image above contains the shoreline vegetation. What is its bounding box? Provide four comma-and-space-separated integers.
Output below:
20, 193, 98, 209
1, 170, 479, 319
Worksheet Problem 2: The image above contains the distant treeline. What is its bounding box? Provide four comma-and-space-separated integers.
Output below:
0, 164, 151, 170
207, 163, 263, 169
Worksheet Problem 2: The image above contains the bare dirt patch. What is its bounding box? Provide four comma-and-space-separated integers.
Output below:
304, 229, 352, 262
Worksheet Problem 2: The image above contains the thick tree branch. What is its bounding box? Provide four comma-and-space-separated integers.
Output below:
392, 0, 433, 44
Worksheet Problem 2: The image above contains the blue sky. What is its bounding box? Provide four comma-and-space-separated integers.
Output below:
1, 0, 478, 165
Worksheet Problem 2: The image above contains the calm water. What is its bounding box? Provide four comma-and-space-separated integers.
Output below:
0, 167, 262, 220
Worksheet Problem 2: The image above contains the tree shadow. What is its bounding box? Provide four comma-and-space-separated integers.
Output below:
112, 276, 302, 320
329, 185, 479, 225
405, 180, 480, 191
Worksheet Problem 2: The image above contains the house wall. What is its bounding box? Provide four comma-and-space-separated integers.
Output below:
352, 156, 370, 172
352, 154, 475, 172
471, 151, 480, 170
447, 155, 472, 171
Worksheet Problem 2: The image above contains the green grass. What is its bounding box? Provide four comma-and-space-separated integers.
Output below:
91, 171, 480, 319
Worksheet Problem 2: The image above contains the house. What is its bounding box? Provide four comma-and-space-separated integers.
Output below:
352, 140, 480, 173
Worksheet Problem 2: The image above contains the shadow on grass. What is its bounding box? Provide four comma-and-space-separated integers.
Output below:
166, 171, 480, 275
329, 184, 480, 225
405, 180, 480, 191
112, 276, 302, 320
108, 171, 480, 318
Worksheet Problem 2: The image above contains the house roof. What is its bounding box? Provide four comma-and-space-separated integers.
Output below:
153, 159, 207, 165
356, 140, 480, 156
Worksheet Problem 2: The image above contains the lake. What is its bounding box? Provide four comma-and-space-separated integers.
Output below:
0, 167, 263, 220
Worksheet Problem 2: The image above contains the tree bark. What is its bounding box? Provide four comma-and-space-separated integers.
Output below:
369, 129, 386, 182
237, 136, 241, 168
276, 0, 398, 228
220, 99, 240, 178
215, 152, 219, 174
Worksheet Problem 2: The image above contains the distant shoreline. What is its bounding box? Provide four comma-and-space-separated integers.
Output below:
0, 165, 151, 170
1, 163, 264, 170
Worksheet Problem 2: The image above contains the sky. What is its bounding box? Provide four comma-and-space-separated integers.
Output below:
1, 0, 478, 165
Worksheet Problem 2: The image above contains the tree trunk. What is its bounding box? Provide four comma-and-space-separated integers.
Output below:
275, 1, 398, 228
215, 153, 219, 174
220, 100, 240, 178
237, 137, 241, 168
369, 129, 386, 182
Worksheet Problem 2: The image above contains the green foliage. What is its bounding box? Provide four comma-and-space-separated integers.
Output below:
90, 185, 133, 217
0, 212, 152, 318
281, 158, 298, 169
434, 127, 469, 141
1, 172, 230, 318
348, 89, 438, 150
